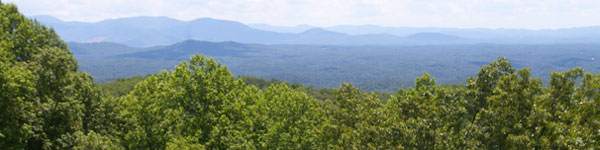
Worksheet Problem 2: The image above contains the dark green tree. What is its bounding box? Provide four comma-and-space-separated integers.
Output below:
1, 2, 116, 149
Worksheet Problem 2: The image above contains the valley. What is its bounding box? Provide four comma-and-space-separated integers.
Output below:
71, 41, 600, 92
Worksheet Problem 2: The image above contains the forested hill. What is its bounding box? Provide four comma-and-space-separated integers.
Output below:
2, 2, 600, 149
115, 40, 264, 60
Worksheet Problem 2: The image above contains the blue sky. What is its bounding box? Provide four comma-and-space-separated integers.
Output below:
5, 0, 600, 29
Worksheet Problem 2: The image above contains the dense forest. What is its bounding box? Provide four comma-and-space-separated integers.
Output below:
71, 40, 600, 92
1, 3, 599, 149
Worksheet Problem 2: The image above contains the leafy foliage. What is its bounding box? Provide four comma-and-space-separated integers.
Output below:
0, 3, 113, 149
99, 76, 145, 97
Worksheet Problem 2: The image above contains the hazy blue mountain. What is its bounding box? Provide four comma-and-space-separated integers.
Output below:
35, 16, 600, 47
289, 28, 423, 45
33, 16, 181, 46
31, 16, 463, 46
96, 16, 184, 30
407, 32, 462, 41
287, 28, 353, 44
34, 16, 296, 47
325, 24, 600, 43
248, 23, 313, 33
325, 25, 420, 36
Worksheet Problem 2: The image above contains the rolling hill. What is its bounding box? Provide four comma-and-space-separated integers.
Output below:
116, 40, 265, 60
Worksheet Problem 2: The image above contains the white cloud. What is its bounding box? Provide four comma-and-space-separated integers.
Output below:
4, 0, 600, 29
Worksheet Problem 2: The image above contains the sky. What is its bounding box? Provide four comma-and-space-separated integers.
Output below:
4, 0, 600, 29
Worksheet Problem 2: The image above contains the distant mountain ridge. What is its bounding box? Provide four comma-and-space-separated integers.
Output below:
36, 16, 294, 47
248, 23, 600, 41
324, 24, 600, 42
34, 15, 600, 47
407, 32, 462, 41
248, 23, 313, 33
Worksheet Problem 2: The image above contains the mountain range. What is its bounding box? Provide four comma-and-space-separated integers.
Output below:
253, 23, 600, 41
33, 15, 600, 47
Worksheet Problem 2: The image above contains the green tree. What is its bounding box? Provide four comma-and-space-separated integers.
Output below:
533, 68, 584, 149
573, 72, 600, 149
253, 84, 327, 149
385, 73, 468, 149
471, 68, 542, 149
461, 57, 515, 148
1, 3, 107, 149
118, 55, 257, 149
321, 83, 387, 149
